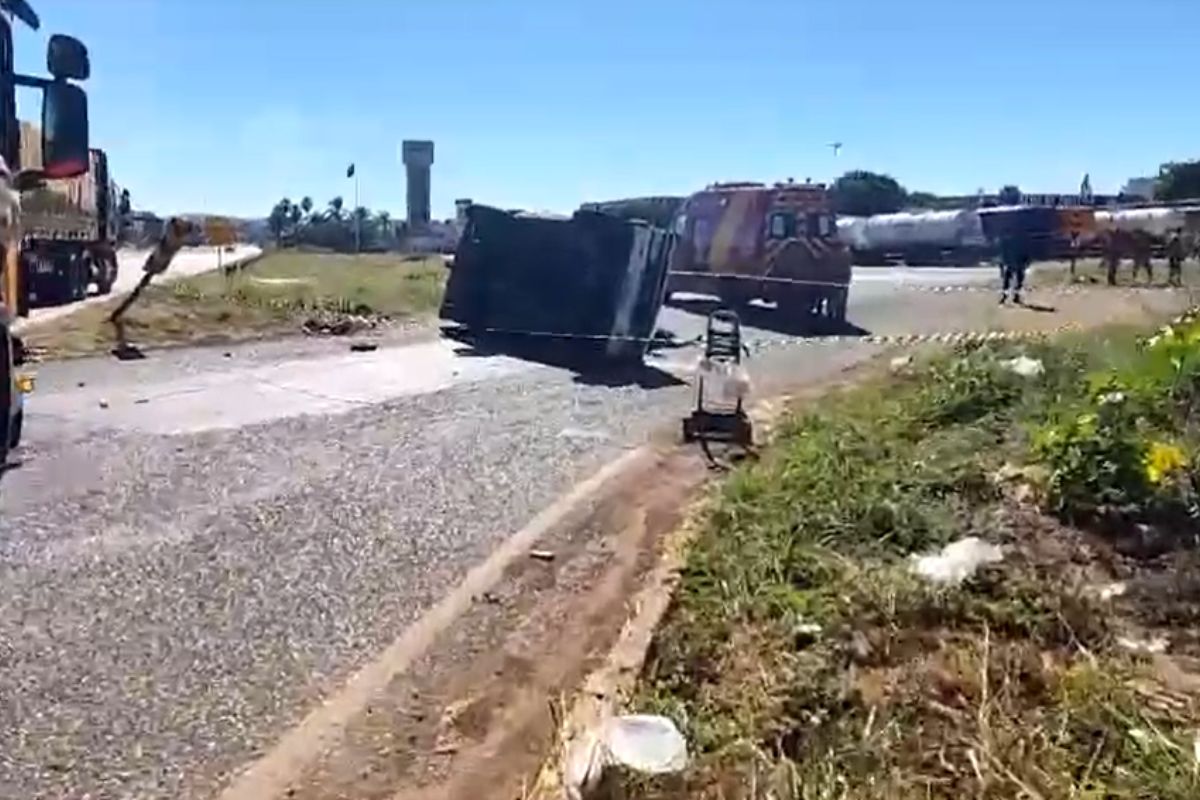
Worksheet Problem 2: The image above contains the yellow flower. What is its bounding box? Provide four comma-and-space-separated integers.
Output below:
1144, 442, 1188, 485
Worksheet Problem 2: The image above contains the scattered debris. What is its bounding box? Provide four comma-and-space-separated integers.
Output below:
1099, 390, 1126, 406
134, 398, 149, 405
1117, 634, 1170, 654
530, 549, 556, 562
564, 715, 689, 800
301, 314, 378, 337
1002, 355, 1045, 378
349, 342, 378, 353
557, 427, 610, 442
111, 343, 147, 361
910, 537, 1004, 585
248, 276, 315, 287
889, 354, 913, 372
1098, 581, 1129, 601
98, 399, 109, 410
794, 621, 822, 636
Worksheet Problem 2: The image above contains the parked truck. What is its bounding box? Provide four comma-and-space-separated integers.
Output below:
19, 121, 124, 306
2, 0, 94, 464
666, 181, 852, 321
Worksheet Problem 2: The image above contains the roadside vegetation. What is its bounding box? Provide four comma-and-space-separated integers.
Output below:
622, 312, 1200, 798
21, 251, 447, 359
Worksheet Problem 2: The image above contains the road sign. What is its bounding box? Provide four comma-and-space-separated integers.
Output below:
204, 217, 236, 247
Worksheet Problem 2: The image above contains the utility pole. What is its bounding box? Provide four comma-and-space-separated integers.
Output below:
347, 162, 359, 254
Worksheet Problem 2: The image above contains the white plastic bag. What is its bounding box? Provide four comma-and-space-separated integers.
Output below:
911, 537, 1004, 585
563, 714, 689, 799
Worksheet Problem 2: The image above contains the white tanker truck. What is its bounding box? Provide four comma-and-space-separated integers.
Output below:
837, 209, 990, 266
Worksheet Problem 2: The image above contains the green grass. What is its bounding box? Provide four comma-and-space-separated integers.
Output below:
22, 250, 447, 359
619, 324, 1200, 799
175, 251, 446, 318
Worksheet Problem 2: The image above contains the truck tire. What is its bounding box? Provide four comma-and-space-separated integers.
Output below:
829, 288, 848, 322
74, 255, 90, 301
96, 254, 117, 295
1, 335, 11, 466
8, 410, 21, 449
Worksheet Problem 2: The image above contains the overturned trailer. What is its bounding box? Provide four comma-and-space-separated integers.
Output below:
441, 205, 676, 364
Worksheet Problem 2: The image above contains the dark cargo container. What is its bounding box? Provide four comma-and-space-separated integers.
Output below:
441, 205, 676, 364
978, 206, 1064, 261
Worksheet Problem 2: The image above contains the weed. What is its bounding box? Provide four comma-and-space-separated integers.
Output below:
625, 319, 1200, 798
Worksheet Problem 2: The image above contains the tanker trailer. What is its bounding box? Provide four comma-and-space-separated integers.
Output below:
844, 209, 989, 266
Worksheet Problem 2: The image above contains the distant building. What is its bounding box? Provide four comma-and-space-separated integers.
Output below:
402, 140, 435, 230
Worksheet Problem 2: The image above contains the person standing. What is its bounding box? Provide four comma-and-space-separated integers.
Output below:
1167, 228, 1185, 287
999, 234, 1029, 305
1132, 230, 1154, 283
1068, 230, 1080, 279
1104, 230, 1122, 286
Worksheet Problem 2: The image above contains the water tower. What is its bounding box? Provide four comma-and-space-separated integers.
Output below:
402, 140, 434, 229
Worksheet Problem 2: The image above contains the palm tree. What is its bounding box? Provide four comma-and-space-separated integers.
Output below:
268, 198, 291, 243
373, 210, 393, 248
327, 196, 345, 221
300, 196, 314, 221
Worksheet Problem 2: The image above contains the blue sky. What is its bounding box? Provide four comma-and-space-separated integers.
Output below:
12, 0, 1200, 219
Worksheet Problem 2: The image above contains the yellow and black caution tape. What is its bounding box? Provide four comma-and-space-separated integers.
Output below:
751, 324, 1083, 350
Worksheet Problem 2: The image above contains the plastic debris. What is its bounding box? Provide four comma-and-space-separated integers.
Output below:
911, 537, 1004, 585
530, 549, 556, 562
1116, 634, 1169, 654
563, 715, 688, 800
1003, 355, 1044, 378
889, 355, 913, 372
1099, 391, 1126, 406
1098, 581, 1128, 601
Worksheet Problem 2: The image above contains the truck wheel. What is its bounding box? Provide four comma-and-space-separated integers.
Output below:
1, 343, 10, 465
78, 256, 93, 300
8, 410, 21, 449
830, 288, 848, 322
97, 255, 117, 295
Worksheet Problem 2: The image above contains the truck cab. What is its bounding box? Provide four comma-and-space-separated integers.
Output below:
667, 181, 851, 319
1, 2, 91, 464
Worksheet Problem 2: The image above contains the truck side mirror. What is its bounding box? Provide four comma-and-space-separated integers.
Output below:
47, 34, 90, 80
41, 81, 89, 178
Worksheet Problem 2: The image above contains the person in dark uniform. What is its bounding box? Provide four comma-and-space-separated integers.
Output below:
1104, 230, 1122, 286
1131, 230, 1154, 283
1167, 228, 1186, 287
999, 234, 1029, 305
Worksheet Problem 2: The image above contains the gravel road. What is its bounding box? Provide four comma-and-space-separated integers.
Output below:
0, 267, 1045, 799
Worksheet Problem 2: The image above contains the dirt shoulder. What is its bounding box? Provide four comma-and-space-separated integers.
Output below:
18, 251, 446, 361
